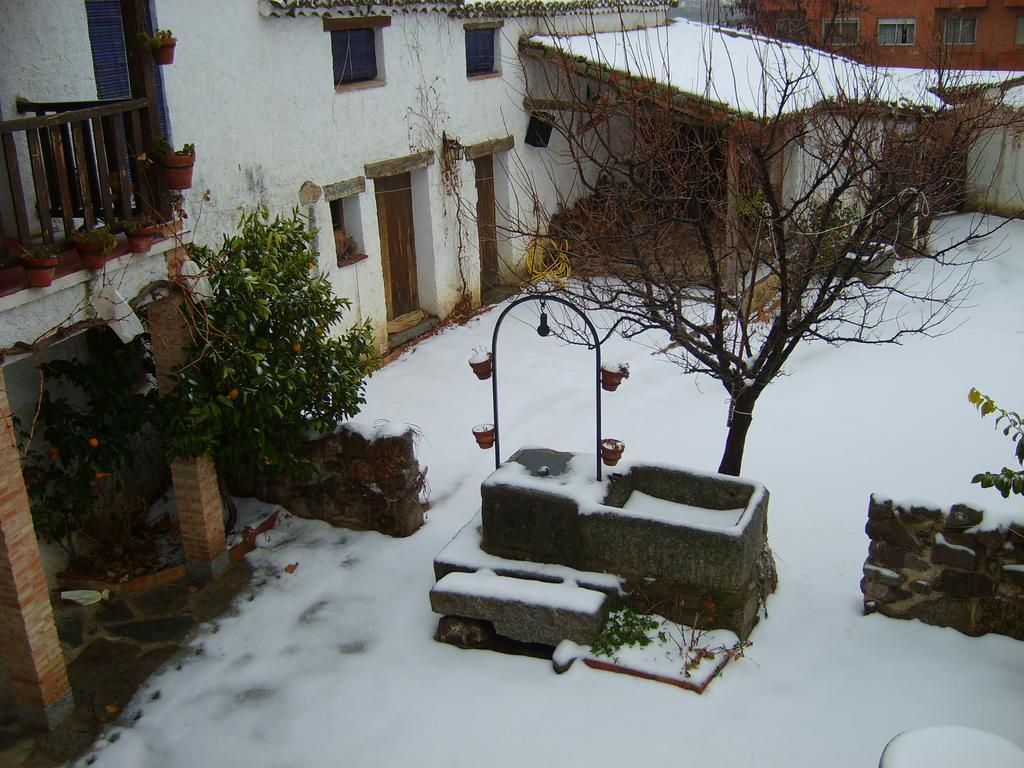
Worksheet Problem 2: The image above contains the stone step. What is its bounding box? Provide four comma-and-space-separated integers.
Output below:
433, 512, 623, 596
430, 570, 611, 647
387, 310, 438, 348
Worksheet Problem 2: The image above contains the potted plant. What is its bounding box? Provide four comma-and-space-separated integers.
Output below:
600, 438, 625, 466
138, 29, 176, 65
472, 423, 495, 450
600, 362, 629, 392
72, 226, 115, 270
152, 136, 195, 190
468, 347, 492, 380
122, 215, 161, 254
20, 244, 61, 288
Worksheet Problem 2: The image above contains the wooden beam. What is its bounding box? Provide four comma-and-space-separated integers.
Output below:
323, 16, 391, 31
121, 0, 168, 216
463, 135, 515, 160
364, 150, 434, 179
1, 134, 31, 242
323, 175, 366, 201
0, 99, 148, 134
464, 20, 503, 30
25, 128, 54, 244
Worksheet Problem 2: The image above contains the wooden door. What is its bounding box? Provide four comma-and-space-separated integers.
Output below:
374, 172, 419, 320
473, 155, 499, 293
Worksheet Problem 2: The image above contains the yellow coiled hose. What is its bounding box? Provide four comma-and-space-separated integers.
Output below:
525, 237, 572, 285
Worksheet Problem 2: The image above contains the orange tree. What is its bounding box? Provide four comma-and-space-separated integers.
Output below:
161, 207, 376, 482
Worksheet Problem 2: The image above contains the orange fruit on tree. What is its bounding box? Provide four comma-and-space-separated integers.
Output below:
87, 437, 100, 448
291, 342, 302, 353
228, 388, 240, 400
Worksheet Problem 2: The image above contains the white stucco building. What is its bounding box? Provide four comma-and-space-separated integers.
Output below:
1, 0, 672, 354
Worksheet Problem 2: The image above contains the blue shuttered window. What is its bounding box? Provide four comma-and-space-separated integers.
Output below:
465, 28, 495, 76
331, 29, 377, 85
85, 0, 132, 99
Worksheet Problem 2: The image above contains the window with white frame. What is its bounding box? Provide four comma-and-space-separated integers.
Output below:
943, 16, 977, 45
878, 18, 916, 46
822, 17, 859, 46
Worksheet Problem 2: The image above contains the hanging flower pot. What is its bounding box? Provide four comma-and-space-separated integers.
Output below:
160, 151, 195, 190
468, 349, 492, 380
472, 423, 496, 450
72, 227, 115, 271
152, 37, 177, 65
139, 29, 176, 65
152, 136, 195, 190
123, 217, 160, 254
600, 362, 629, 392
600, 438, 625, 467
20, 245, 60, 288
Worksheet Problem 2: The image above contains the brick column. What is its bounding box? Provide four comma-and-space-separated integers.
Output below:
0, 366, 73, 729
146, 292, 228, 582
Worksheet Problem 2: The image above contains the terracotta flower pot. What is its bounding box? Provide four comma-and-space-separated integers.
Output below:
469, 353, 492, 380
473, 423, 495, 450
152, 38, 177, 65
72, 235, 112, 270
600, 438, 625, 467
601, 364, 629, 392
160, 152, 195, 190
126, 224, 160, 253
21, 256, 60, 288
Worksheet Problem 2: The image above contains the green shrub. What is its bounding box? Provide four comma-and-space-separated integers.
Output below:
161, 207, 376, 479
968, 388, 1023, 498
17, 331, 157, 559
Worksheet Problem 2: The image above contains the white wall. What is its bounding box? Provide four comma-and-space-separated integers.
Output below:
967, 125, 1024, 217
154, 0, 667, 350
0, 0, 98, 117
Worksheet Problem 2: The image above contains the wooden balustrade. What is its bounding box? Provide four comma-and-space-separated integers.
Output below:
0, 98, 169, 261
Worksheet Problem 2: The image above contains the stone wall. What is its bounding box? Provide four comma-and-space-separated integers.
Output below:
232, 423, 426, 538
862, 495, 1024, 640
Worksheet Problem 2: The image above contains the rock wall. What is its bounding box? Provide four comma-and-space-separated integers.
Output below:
233, 423, 426, 538
862, 495, 1024, 640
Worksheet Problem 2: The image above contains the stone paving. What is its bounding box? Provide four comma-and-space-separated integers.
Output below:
0, 560, 254, 768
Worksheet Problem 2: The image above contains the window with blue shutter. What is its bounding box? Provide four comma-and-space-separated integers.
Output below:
331, 29, 378, 85
85, 0, 132, 99
465, 28, 496, 77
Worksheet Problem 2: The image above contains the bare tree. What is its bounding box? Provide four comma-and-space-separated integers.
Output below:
511, 24, 1023, 475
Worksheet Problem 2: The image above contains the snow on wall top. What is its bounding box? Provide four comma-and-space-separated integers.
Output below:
531, 19, 1023, 117
260, 0, 674, 18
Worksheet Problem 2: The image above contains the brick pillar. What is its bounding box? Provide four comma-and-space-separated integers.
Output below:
146, 293, 228, 582
0, 366, 73, 729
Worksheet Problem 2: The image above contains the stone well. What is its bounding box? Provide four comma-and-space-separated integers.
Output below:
468, 449, 776, 639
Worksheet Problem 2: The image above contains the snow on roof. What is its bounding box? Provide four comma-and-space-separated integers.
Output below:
1000, 79, 1024, 108
531, 19, 1024, 117
260, 0, 673, 19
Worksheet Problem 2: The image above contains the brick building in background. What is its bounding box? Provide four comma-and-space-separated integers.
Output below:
748, 0, 1024, 70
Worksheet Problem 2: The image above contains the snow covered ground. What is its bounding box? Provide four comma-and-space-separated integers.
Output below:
80, 214, 1023, 767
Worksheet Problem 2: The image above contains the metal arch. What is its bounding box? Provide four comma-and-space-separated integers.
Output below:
490, 293, 603, 480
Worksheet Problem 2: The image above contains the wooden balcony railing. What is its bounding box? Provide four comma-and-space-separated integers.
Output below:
0, 97, 169, 264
